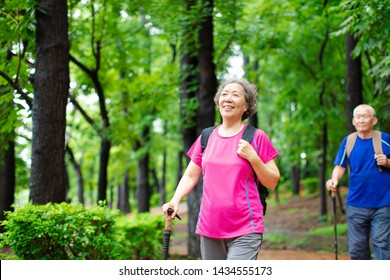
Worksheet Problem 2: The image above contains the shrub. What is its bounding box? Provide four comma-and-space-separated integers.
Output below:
301, 177, 319, 194
0, 203, 166, 260
116, 213, 164, 260
0, 202, 123, 260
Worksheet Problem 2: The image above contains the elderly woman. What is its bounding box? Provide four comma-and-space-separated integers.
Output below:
162, 78, 280, 260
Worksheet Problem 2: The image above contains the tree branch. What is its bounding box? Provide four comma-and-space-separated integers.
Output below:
68, 93, 101, 134
0, 69, 33, 109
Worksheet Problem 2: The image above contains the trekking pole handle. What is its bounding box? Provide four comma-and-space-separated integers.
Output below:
167, 208, 181, 220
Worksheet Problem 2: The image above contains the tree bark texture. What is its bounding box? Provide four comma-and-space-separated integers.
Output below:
117, 170, 131, 214
137, 152, 150, 213
97, 138, 111, 202
180, 0, 200, 258
196, 0, 217, 133
136, 125, 151, 213
291, 165, 300, 196
0, 141, 15, 232
189, 0, 217, 259
66, 145, 84, 205
30, 0, 70, 204
346, 33, 363, 133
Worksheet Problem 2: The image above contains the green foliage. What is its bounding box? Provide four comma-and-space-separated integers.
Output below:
301, 177, 319, 194
0, 203, 122, 260
1, 0, 389, 216
308, 223, 348, 236
334, 0, 390, 98
116, 213, 164, 260
0, 202, 165, 260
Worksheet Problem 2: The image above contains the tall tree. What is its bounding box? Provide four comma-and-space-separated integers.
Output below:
318, 0, 330, 216
346, 34, 363, 133
69, 2, 111, 204
180, 0, 200, 258
0, 0, 35, 227
187, 0, 217, 258
29, 0, 69, 204
0, 140, 15, 232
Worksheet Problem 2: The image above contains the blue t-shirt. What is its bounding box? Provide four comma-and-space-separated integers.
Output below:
334, 132, 390, 208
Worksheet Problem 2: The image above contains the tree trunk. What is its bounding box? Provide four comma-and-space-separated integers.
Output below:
188, 0, 217, 259
346, 34, 363, 133
159, 150, 167, 207
30, 0, 69, 204
317, 6, 330, 216
137, 151, 150, 213
66, 145, 84, 205
291, 165, 300, 196
97, 138, 110, 202
197, 0, 217, 132
319, 123, 328, 215
180, 0, 200, 259
117, 170, 131, 214
0, 141, 15, 233
137, 126, 151, 213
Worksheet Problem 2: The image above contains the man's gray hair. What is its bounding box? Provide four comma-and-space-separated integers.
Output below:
353, 104, 376, 117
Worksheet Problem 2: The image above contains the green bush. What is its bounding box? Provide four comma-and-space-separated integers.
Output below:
301, 177, 319, 194
0, 202, 123, 259
116, 213, 165, 260
0, 202, 165, 260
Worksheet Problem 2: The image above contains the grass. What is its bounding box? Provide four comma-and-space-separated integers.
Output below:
308, 223, 348, 236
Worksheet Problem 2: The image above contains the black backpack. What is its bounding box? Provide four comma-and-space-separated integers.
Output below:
200, 124, 270, 215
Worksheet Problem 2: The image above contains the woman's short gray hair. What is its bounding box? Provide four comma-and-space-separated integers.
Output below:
214, 78, 258, 120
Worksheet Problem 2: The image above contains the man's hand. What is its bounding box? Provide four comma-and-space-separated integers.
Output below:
326, 179, 338, 193
375, 154, 389, 167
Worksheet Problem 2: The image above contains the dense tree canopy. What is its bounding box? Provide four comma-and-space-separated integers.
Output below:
0, 0, 389, 255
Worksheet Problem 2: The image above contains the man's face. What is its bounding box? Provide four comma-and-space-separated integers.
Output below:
352, 106, 377, 133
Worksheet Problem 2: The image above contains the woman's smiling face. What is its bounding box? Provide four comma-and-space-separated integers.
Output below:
218, 83, 248, 120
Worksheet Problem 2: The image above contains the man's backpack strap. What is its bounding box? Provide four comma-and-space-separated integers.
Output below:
372, 130, 383, 156
373, 130, 383, 172
346, 130, 382, 173
346, 132, 357, 159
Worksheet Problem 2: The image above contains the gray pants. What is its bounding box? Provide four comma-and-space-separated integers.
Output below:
200, 233, 263, 260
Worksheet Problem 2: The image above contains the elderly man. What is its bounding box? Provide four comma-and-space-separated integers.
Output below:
326, 104, 390, 260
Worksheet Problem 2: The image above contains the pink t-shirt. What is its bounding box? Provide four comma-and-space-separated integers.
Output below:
187, 124, 279, 238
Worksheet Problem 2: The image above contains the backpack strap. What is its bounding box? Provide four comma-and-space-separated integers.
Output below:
346, 132, 357, 159
201, 126, 216, 152
372, 130, 383, 155
372, 130, 383, 172
242, 124, 257, 143
345, 132, 357, 175
200, 123, 269, 215
201, 124, 257, 151
345, 131, 382, 173
242, 124, 270, 215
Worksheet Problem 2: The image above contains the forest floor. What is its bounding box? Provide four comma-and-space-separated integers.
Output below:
164, 188, 350, 260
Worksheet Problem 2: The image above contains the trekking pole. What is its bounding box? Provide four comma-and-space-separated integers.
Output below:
162, 208, 181, 260
331, 190, 338, 260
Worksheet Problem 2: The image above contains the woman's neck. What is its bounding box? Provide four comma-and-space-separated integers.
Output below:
219, 121, 244, 137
